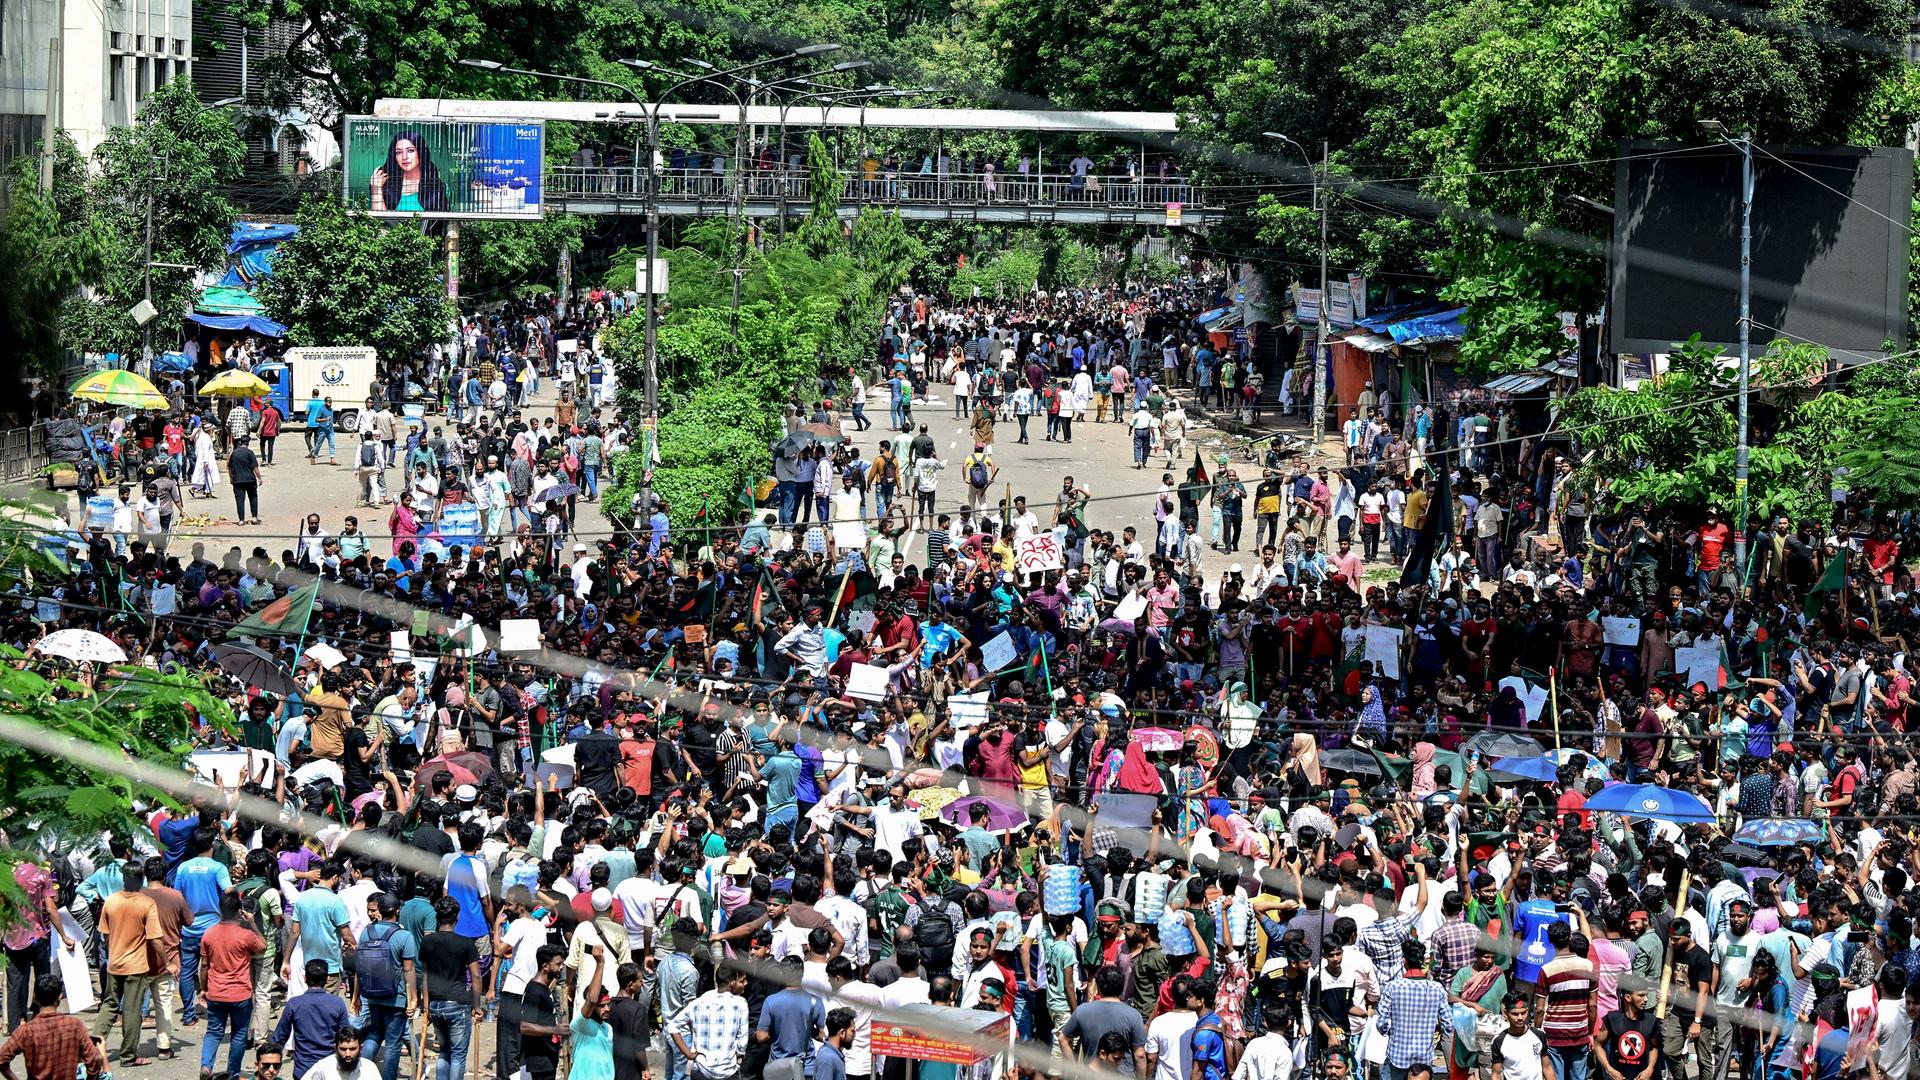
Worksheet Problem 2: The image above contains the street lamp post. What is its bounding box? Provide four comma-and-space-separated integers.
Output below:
759, 71, 881, 237
1265, 132, 1330, 454
1704, 119, 1753, 592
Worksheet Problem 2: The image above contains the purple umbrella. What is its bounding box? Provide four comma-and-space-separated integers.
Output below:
941, 795, 1030, 834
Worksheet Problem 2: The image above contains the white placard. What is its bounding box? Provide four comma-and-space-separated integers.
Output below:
845, 663, 890, 702
1499, 676, 1550, 725
1113, 593, 1148, 623
55, 911, 96, 1013
556, 338, 579, 356
390, 630, 412, 662
635, 258, 670, 296
846, 610, 878, 635
833, 520, 868, 552
1015, 534, 1064, 573
304, 642, 346, 669
190, 748, 280, 788
1363, 626, 1402, 680
949, 691, 990, 729
1676, 644, 1723, 690
500, 619, 542, 652
980, 631, 1018, 673
1602, 617, 1642, 646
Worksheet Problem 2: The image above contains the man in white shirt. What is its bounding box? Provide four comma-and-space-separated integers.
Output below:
1232, 1002, 1298, 1080
1144, 975, 1199, 1080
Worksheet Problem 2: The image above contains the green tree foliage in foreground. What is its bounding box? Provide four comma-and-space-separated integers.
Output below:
258, 199, 459, 362
0, 507, 225, 923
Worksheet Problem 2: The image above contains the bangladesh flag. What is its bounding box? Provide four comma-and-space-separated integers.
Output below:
230, 581, 319, 640
738, 476, 758, 517
841, 569, 879, 613
1803, 552, 1847, 621
750, 568, 787, 624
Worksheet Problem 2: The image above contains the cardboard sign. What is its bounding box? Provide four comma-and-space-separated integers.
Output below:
949, 691, 989, 729
980, 631, 1018, 673
1602, 617, 1642, 646
1015, 534, 1064, 573
390, 630, 412, 661
1363, 626, 1402, 680
1676, 644, 1724, 690
499, 619, 542, 652
1498, 676, 1550, 725
304, 643, 346, 669
846, 663, 890, 702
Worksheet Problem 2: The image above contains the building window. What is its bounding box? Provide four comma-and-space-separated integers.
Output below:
110, 59, 123, 100
174, 38, 185, 54
134, 57, 147, 101
111, 31, 127, 50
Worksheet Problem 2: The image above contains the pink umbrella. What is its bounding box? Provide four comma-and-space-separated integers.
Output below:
940, 796, 1030, 834
1133, 727, 1184, 753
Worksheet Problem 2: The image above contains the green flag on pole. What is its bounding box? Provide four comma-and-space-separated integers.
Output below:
1803, 552, 1847, 621
229, 581, 319, 640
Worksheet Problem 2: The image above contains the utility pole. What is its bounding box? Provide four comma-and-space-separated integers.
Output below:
1735, 129, 1753, 591
1704, 120, 1753, 592
40, 0, 65, 190
1313, 138, 1330, 456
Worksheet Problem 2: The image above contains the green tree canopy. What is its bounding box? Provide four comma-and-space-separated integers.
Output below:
257, 198, 457, 361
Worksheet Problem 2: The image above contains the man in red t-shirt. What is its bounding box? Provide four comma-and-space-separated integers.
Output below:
1865, 522, 1901, 589
1694, 509, 1732, 594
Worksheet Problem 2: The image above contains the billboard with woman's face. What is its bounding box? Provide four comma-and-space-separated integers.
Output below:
344, 118, 545, 219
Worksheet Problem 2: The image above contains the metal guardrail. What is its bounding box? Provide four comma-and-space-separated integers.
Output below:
544, 167, 1204, 209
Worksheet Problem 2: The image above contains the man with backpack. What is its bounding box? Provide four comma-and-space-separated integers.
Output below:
234, 849, 284, 1045
351, 893, 417, 1080
961, 443, 997, 515
905, 883, 966, 983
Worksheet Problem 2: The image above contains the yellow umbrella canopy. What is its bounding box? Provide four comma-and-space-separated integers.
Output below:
70, 369, 170, 410
199, 369, 272, 398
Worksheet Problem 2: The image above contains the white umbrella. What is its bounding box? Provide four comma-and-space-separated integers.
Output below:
31, 628, 128, 664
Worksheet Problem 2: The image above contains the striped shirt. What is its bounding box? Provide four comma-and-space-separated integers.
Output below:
1538, 955, 1597, 1047
926, 530, 951, 569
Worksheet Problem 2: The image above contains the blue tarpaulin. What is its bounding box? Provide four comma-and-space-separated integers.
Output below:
1195, 306, 1232, 325
227, 222, 299, 254
186, 312, 288, 337
1387, 307, 1468, 345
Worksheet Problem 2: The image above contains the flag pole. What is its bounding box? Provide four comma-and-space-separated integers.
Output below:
1549, 668, 1561, 751
827, 561, 857, 629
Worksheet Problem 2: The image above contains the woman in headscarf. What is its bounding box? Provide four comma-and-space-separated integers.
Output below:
1172, 739, 1213, 843
1281, 732, 1321, 803
1354, 683, 1389, 742
1410, 741, 1440, 799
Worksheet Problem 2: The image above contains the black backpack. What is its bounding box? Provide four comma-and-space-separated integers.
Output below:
913, 900, 959, 973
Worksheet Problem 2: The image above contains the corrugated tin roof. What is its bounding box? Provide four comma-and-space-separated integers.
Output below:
1483, 371, 1554, 394
1342, 331, 1397, 353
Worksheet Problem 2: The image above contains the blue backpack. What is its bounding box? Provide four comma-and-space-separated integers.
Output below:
357, 923, 403, 999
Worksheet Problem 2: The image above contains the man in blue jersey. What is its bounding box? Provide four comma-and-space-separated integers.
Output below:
1511, 868, 1575, 996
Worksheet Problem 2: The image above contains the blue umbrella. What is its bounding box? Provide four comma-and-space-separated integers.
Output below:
1490, 755, 1559, 783
1733, 817, 1823, 847
1582, 783, 1715, 824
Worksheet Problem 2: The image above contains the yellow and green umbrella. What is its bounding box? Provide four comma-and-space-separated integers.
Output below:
70, 369, 169, 411
198, 369, 272, 398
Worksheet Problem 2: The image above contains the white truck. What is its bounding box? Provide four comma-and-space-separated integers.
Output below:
260, 346, 380, 433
